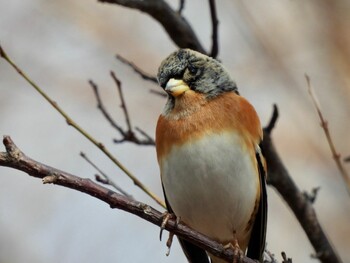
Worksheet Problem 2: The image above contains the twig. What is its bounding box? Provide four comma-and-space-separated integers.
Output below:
264, 249, 279, 263
345, 156, 350, 162
262, 105, 343, 263
178, 0, 185, 14
150, 89, 167, 98
99, 0, 206, 53
111, 71, 132, 132
135, 127, 155, 145
208, 0, 219, 58
90, 79, 154, 145
0, 45, 165, 208
116, 54, 158, 84
89, 79, 125, 135
0, 136, 257, 263
305, 74, 350, 195
303, 187, 320, 204
281, 252, 292, 263
80, 151, 133, 198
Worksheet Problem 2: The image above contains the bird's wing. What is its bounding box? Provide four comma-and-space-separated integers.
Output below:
162, 187, 210, 263
246, 145, 267, 262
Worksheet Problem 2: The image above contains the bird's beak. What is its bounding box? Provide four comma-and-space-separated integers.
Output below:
165, 78, 190, 97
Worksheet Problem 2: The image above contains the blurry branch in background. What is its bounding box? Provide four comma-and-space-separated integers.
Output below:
98, 0, 206, 53
0, 45, 164, 208
262, 105, 342, 263
80, 151, 133, 199
0, 136, 261, 263
305, 74, 350, 195
177, 0, 185, 14
89, 73, 155, 145
116, 54, 158, 83
345, 156, 350, 162
208, 0, 219, 58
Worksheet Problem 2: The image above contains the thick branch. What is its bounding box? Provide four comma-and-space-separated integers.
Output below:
98, 0, 206, 53
263, 105, 342, 263
0, 136, 256, 263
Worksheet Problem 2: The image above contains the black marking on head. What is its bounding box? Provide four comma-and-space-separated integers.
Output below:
157, 49, 238, 98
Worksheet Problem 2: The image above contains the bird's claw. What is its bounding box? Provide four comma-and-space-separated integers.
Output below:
224, 240, 244, 263
159, 212, 174, 241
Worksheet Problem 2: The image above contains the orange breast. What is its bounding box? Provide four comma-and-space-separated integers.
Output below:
156, 91, 262, 162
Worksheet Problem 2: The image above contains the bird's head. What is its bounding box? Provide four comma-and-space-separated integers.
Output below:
157, 49, 238, 99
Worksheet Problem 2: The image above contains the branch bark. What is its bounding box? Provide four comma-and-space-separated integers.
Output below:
98, 0, 206, 54
263, 105, 343, 263
0, 136, 257, 263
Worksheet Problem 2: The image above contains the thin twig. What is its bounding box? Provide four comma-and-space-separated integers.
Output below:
0, 45, 165, 208
178, 0, 185, 14
150, 89, 167, 98
111, 71, 132, 132
281, 252, 292, 263
80, 151, 133, 198
116, 54, 158, 83
89, 77, 156, 145
89, 79, 125, 135
303, 187, 320, 204
135, 127, 155, 145
305, 74, 350, 195
0, 136, 256, 263
208, 0, 219, 58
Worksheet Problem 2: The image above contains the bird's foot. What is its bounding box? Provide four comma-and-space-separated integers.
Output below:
159, 211, 176, 241
224, 240, 244, 263
159, 212, 180, 256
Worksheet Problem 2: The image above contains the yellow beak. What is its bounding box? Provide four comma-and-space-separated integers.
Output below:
165, 78, 190, 97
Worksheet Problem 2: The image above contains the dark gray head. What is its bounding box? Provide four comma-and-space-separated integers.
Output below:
157, 49, 238, 98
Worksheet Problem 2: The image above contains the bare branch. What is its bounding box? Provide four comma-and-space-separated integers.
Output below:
263, 105, 343, 263
0, 45, 165, 208
281, 252, 292, 263
208, 0, 219, 58
305, 74, 350, 195
111, 71, 133, 132
303, 187, 320, 204
150, 89, 167, 98
89, 78, 155, 146
80, 151, 133, 198
0, 136, 257, 263
89, 79, 126, 135
178, 0, 185, 14
116, 54, 158, 84
99, 0, 206, 53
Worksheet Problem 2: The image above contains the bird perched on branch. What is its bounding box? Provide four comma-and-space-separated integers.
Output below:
155, 49, 267, 263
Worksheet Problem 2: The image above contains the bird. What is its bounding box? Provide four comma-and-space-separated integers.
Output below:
155, 49, 267, 263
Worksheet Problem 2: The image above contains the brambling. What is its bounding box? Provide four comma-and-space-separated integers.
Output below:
155, 49, 267, 263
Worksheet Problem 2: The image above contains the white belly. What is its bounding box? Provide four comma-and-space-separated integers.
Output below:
161, 131, 259, 242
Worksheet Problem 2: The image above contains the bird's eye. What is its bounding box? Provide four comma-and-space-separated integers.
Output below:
188, 63, 198, 74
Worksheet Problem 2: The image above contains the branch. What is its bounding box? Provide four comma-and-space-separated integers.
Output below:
89, 75, 155, 145
262, 105, 343, 263
0, 45, 164, 207
80, 151, 133, 198
99, 0, 206, 53
0, 136, 257, 263
208, 0, 219, 58
305, 74, 350, 195
116, 54, 158, 84
178, 0, 185, 14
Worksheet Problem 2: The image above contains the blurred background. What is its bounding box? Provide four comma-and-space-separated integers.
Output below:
0, 0, 349, 262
